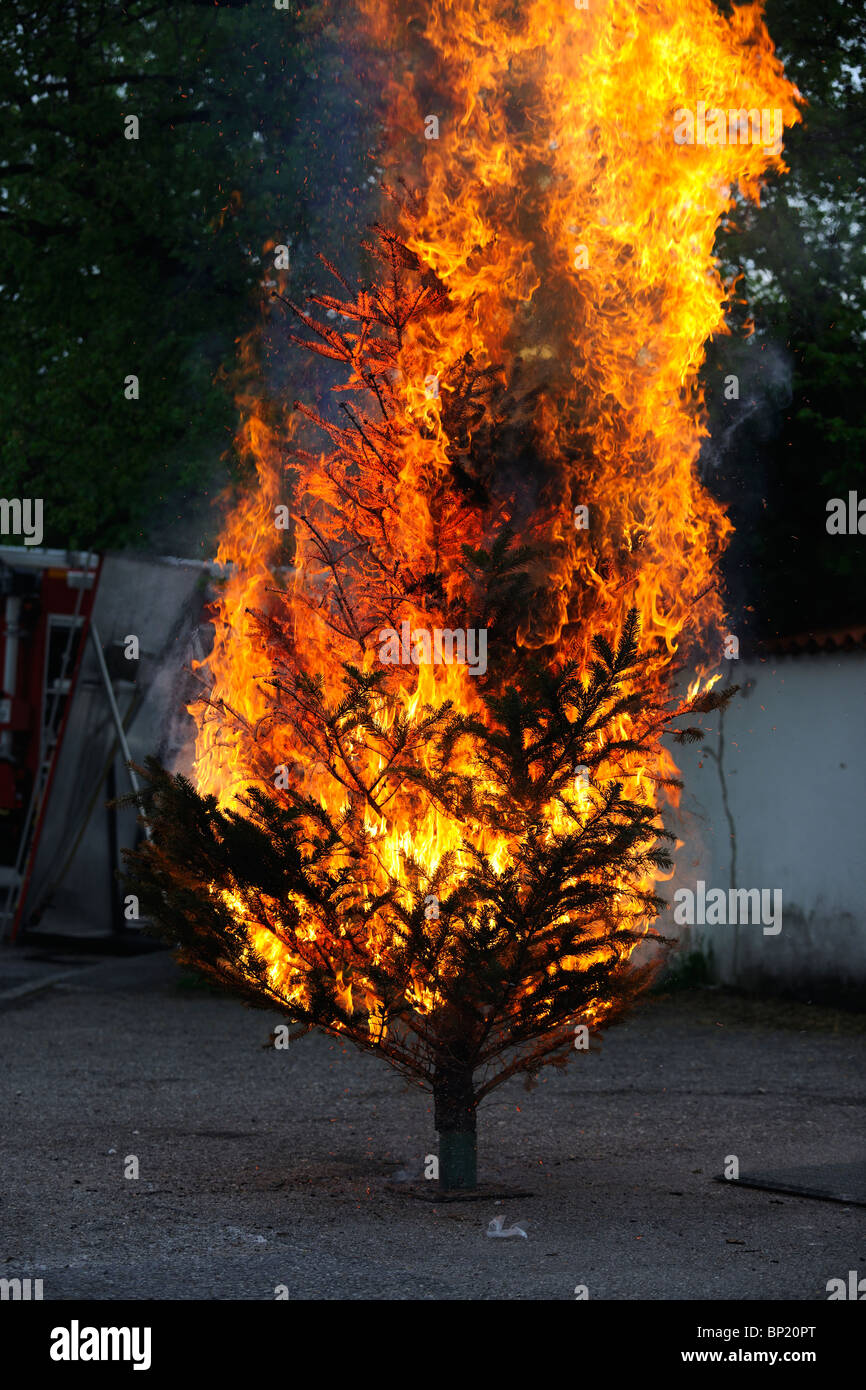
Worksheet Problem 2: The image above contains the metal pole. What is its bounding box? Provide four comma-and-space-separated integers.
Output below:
106, 761, 123, 934
88, 622, 151, 839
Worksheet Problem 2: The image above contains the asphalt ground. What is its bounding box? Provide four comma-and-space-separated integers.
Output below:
1, 947, 864, 1300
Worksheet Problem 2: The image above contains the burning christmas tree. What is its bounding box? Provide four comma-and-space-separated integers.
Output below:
125, 0, 799, 1190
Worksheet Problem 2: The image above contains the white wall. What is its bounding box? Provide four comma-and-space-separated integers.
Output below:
666, 650, 866, 999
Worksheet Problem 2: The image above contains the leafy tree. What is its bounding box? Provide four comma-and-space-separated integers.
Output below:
709, 0, 866, 636
0, 0, 377, 552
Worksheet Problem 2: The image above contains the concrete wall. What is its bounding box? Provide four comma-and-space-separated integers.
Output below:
667, 650, 866, 1000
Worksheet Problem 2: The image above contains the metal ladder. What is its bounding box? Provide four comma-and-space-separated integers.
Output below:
0, 560, 96, 941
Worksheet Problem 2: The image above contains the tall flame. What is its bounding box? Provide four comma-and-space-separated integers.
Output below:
190, 0, 799, 1026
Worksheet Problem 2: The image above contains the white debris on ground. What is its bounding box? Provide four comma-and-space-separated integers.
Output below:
486, 1215, 528, 1239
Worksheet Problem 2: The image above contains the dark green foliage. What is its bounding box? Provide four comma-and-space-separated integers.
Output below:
710, 0, 866, 635
0, 0, 377, 550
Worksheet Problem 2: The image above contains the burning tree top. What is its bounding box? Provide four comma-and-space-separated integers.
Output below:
361, 0, 800, 652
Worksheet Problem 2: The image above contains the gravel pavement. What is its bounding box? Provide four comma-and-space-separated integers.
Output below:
1, 948, 863, 1300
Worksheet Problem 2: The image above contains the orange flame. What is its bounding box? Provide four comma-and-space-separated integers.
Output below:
190, 0, 800, 1032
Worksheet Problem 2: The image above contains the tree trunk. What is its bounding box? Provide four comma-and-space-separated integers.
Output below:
434, 1068, 477, 1191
